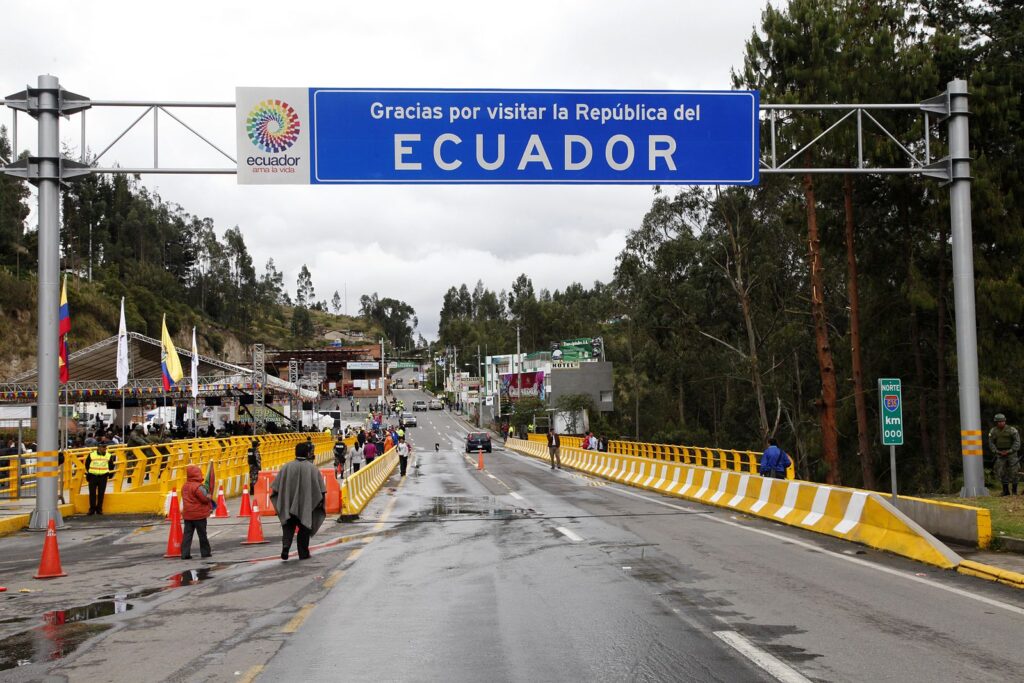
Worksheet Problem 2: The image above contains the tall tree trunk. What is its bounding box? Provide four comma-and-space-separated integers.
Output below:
803, 173, 841, 484
844, 177, 875, 488
905, 208, 935, 490
936, 218, 952, 491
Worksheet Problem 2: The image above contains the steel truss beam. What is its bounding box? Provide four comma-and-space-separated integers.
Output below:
1, 78, 986, 525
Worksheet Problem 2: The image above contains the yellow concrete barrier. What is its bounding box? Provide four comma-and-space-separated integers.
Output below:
340, 446, 398, 517
525, 433, 792, 478
507, 438, 961, 569
957, 560, 1024, 589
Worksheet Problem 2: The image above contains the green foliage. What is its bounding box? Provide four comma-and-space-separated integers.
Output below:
556, 393, 593, 435
510, 396, 545, 432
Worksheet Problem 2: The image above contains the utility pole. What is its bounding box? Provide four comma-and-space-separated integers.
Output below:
477, 344, 482, 427
516, 325, 522, 407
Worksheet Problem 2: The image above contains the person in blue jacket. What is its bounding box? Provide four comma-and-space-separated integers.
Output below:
759, 438, 791, 478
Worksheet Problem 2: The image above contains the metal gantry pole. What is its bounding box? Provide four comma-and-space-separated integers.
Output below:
948, 79, 988, 496
30, 75, 64, 530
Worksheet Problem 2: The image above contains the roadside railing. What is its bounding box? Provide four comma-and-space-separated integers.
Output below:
525, 433, 794, 479
0, 432, 342, 503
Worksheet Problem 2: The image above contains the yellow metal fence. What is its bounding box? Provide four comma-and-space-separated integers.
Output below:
0, 432, 345, 513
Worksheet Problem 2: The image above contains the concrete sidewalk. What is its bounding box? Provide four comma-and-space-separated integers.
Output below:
0, 497, 375, 643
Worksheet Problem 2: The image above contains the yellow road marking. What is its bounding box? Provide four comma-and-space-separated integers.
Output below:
323, 570, 344, 589
238, 664, 263, 683
346, 547, 363, 561
281, 603, 316, 634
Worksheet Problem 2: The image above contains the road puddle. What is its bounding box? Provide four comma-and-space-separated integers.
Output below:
411, 496, 529, 520
0, 597, 134, 671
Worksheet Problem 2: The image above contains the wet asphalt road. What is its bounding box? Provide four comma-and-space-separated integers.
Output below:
258, 388, 1024, 683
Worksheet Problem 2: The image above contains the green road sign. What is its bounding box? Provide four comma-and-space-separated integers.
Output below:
878, 378, 903, 446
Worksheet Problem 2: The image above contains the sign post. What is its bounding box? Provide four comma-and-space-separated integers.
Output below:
878, 378, 903, 500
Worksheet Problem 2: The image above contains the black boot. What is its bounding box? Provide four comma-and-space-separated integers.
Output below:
1014, 483, 1019, 495
1001, 483, 1010, 496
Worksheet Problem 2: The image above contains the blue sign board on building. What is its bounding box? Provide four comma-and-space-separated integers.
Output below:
305, 89, 758, 185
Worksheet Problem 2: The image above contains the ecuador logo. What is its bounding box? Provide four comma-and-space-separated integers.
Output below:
246, 99, 301, 153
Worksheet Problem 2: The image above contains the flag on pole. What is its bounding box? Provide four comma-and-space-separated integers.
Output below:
160, 315, 184, 391
116, 297, 129, 389
204, 461, 217, 510
191, 327, 199, 399
58, 276, 70, 384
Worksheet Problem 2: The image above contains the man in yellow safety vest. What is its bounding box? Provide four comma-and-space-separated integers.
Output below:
84, 441, 116, 515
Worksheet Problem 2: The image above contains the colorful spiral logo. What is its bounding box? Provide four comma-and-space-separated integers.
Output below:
246, 100, 301, 153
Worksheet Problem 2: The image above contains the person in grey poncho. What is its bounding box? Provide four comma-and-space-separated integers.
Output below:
270, 442, 327, 560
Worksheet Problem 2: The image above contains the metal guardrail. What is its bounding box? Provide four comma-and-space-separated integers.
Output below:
526, 434, 795, 479
0, 432, 340, 502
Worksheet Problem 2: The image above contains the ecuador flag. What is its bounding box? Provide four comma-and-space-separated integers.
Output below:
59, 277, 70, 383
160, 315, 184, 391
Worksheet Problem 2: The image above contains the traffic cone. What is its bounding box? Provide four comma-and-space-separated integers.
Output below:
34, 519, 67, 579
237, 488, 253, 517
163, 516, 183, 558
165, 489, 181, 522
241, 504, 268, 545
214, 485, 229, 518
478, 449, 484, 471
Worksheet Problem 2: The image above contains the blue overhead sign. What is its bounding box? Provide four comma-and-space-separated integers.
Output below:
234, 88, 759, 185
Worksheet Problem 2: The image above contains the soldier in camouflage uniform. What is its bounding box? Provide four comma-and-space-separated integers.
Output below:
988, 413, 1020, 496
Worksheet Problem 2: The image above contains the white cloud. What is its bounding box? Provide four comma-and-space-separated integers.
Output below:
2, 0, 766, 338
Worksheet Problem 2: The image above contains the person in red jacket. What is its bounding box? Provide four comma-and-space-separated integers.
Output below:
181, 464, 214, 560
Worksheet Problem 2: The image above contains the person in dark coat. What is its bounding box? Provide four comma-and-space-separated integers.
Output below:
270, 443, 327, 560
247, 439, 262, 497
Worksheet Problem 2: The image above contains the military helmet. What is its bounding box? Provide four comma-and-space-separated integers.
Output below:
994, 413, 1007, 422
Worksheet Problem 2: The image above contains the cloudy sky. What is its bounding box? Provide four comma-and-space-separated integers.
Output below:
3, 0, 769, 339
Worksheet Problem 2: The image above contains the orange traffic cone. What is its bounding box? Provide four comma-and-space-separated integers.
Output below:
165, 489, 181, 522
237, 488, 253, 517
34, 519, 67, 579
163, 515, 183, 558
478, 449, 484, 471
241, 504, 268, 545
214, 485, 229, 518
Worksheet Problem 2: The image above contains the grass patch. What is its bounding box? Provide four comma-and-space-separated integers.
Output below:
936, 494, 1024, 539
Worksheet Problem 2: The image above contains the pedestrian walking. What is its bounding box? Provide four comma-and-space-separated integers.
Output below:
270, 442, 327, 561
759, 438, 791, 479
84, 441, 115, 515
989, 413, 1020, 496
598, 435, 609, 452
547, 428, 561, 470
363, 439, 377, 465
397, 437, 411, 476
247, 438, 262, 497
333, 436, 348, 478
180, 464, 214, 560
350, 440, 365, 474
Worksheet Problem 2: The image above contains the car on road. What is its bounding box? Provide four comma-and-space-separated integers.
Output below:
412, 400, 428, 412
466, 432, 492, 453
400, 412, 417, 428
428, 399, 443, 410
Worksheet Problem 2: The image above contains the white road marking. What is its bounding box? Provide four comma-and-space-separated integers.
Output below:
714, 630, 812, 683
509, 491, 524, 500
556, 526, 583, 542
599, 482, 1024, 617
486, 473, 497, 480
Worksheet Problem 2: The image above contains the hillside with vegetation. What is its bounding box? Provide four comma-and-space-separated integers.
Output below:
0, 137, 392, 377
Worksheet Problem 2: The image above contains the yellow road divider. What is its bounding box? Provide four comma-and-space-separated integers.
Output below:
509, 438, 962, 569
957, 560, 1024, 589
340, 447, 398, 517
